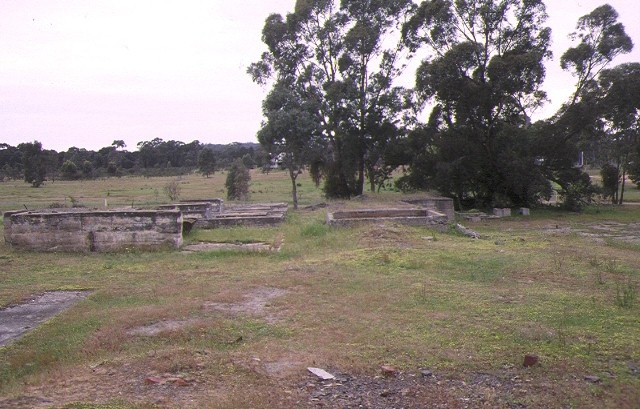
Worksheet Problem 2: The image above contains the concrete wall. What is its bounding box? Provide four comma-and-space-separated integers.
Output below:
157, 202, 219, 221
402, 197, 455, 221
326, 208, 448, 227
4, 209, 183, 252
195, 202, 288, 229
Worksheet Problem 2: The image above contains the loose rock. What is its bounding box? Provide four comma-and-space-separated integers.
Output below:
381, 365, 398, 377
523, 354, 539, 367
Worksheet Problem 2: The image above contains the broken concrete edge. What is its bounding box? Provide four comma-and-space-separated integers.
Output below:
401, 197, 455, 221
182, 241, 282, 253
307, 367, 336, 380
455, 223, 481, 239
457, 207, 531, 221
0, 290, 93, 347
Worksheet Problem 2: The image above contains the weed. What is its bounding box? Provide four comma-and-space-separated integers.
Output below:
552, 251, 565, 270
415, 282, 429, 303
68, 195, 84, 208
1, 174, 640, 407
163, 180, 181, 201
379, 252, 392, 265
615, 277, 636, 309
604, 258, 619, 274
301, 222, 329, 237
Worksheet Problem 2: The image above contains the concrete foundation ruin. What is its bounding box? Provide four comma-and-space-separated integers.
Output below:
325, 196, 454, 227
3, 208, 183, 252
401, 197, 456, 221
3, 199, 288, 253
197, 203, 288, 228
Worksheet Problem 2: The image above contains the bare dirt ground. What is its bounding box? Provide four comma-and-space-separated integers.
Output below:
2, 282, 632, 409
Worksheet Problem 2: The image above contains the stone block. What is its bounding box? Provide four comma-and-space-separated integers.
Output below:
493, 208, 511, 217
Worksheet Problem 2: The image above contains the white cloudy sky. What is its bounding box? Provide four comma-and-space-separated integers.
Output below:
0, 0, 639, 152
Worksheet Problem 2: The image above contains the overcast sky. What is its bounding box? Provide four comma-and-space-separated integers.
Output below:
1, 1, 639, 152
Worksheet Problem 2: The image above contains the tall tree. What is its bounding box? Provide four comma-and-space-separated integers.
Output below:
0, 143, 23, 181
595, 62, 640, 204
401, 0, 552, 207
258, 83, 325, 209
560, 4, 633, 106
250, 0, 413, 198
112, 140, 126, 150
542, 4, 634, 209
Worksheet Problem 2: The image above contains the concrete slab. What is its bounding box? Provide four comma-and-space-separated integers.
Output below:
0, 290, 91, 346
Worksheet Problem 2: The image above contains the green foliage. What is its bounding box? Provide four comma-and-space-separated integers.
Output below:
399, 0, 553, 208
560, 4, 633, 104
18, 140, 46, 187
225, 159, 251, 201
301, 222, 330, 237
615, 277, 636, 309
81, 160, 94, 179
250, 0, 413, 199
558, 178, 594, 212
600, 163, 620, 203
197, 148, 216, 178
61, 160, 80, 180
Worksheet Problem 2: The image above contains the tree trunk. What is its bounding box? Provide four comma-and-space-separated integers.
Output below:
620, 167, 626, 205
357, 153, 365, 196
367, 163, 376, 193
289, 168, 299, 210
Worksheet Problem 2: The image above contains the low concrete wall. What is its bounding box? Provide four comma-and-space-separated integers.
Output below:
326, 208, 448, 227
4, 209, 183, 252
402, 197, 455, 221
157, 201, 220, 221
196, 203, 288, 228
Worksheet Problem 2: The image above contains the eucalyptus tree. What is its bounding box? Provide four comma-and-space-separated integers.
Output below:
327, 0, 413, 195
560, 4, 633, 106
258, 83, 325, 209
543, 4, 634, 208
250, 0, 413, 198
401, 0, 552, 207
595, 63, 640, 204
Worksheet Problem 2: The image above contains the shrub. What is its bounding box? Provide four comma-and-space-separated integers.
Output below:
163, 180, 182, 202
600, 163, 620, 204
225, 159, 251, 201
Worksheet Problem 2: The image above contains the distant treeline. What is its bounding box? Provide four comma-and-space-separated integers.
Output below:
0, 139, 268, 185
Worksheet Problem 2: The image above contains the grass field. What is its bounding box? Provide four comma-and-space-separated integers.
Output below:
0, 171, 639, 408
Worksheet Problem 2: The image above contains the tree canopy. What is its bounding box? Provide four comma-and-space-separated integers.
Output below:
250, 0, 638, 211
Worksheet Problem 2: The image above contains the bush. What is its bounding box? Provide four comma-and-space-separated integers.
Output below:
61, 160, 79, 180
225, 159, 251, 201
600, 163, 620, 204
163, 180, 182, 202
